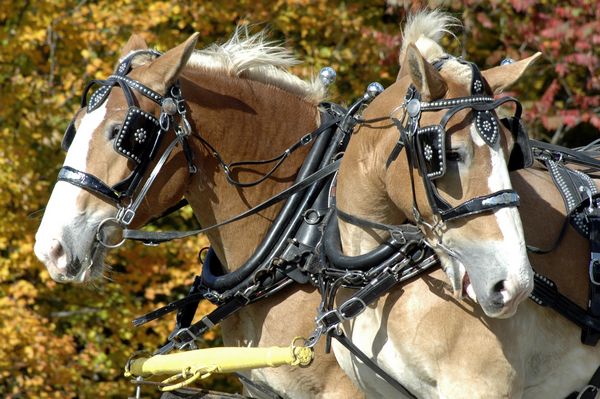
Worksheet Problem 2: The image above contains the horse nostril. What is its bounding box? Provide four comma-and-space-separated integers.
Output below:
493, 280, 505, 293
48, 239, 69, 273
49, 239, 64, 260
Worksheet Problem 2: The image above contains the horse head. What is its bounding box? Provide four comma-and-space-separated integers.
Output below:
338, 13, 540, 318
34, 33, 199, 283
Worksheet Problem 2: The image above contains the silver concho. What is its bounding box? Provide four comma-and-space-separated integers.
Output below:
407, 98, 421, 118
424, 144, 433, 161
134, 128, 147, 143
318, 67, 337, 87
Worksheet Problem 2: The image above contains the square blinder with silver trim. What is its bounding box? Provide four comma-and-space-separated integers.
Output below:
416, 125, 446, 179
113, 107, 160, 164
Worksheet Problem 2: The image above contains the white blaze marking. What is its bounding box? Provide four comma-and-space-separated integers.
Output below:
470, 125, 530, 288
35, 103, 108, 255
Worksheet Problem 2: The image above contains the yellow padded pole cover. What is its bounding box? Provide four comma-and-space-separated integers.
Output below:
126, 345, 313, 378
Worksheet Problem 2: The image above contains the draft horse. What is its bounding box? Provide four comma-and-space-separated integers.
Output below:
332, 11, 600, 398
34, 31, 362, 398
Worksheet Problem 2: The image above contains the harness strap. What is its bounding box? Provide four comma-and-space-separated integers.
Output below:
123, 159, 341, 244
332, 332, 417, 398
532, 140, 600, 170
530, 272, 600, 334
336, 208, 423, 239
196, 117, 341, 188
234, 372, 284, 399
323, 210, 424, 271
583, 216, 600, 345
154, 294, 250, 354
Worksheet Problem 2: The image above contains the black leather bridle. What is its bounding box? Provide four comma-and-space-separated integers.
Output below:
57, 50, 197, 244
392, 57, 529, 226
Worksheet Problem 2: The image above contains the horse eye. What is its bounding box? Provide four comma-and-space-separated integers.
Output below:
446, 150, 463, 162
108, 125, 121, 140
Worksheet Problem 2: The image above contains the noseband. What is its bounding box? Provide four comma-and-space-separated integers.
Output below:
57, 50, 197, 236
393, 57, 528, 225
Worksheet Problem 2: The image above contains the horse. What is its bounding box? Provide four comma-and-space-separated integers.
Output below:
33, 30, 363, 398
332, 11, 600, 398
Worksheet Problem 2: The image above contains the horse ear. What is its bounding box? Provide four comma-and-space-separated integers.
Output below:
120, 34, 148, 58
406, 43, 447, 100
397, 51, 410, 81
145, 33, 199, 93
481, 52, 542, 94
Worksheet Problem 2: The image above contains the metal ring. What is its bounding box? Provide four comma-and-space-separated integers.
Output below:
96, 217, 126, 248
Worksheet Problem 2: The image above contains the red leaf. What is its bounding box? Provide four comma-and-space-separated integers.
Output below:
476, 12, 493, 29
555, 63, 569, 77
560, 110, 580, 128
590, 114, 600, 130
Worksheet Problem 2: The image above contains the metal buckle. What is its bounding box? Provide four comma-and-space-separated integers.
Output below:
390, 229, 407, 244
301, 133, 313, 145
590, 254, 600, 286
179, 117, 192, 137
117, 207, 136, 226
171, 328, 199, 351
338, 297, 368, 320
316, 309, 344, 333
576, 385, 599, 399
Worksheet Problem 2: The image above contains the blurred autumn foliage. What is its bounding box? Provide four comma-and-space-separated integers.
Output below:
0, 0, 598, 397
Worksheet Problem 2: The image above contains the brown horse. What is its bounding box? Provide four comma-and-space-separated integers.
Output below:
34, 30, 362, 398
332, 11, 600, 398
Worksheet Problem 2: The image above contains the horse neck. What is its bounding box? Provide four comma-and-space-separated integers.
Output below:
179, 67, 320, 269
335, 82, 412, 257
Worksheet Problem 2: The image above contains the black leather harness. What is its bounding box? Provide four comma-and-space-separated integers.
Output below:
57, 51, 600, 397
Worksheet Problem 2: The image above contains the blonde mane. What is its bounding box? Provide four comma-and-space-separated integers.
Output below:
399, 10, 472, 86
399, 10, 460, 63
187, 27, 325, 104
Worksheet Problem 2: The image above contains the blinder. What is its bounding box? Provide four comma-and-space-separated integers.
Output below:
415, 125, 446, 179
114, 107, 161, 164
